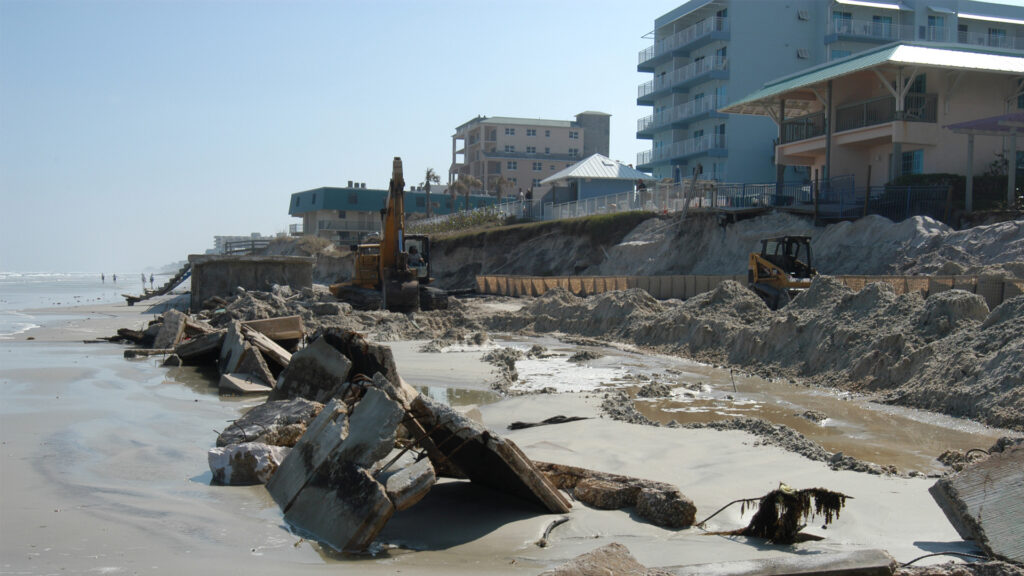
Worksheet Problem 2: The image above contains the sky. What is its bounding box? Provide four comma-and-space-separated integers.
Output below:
0, 0, 683, 273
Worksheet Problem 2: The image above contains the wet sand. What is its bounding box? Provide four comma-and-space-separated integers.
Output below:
0, 297, 987, 573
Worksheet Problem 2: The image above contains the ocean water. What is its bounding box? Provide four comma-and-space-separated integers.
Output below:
0, 272, 136, 338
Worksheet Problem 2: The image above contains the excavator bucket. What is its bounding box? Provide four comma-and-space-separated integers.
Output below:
384, 279, 420, 313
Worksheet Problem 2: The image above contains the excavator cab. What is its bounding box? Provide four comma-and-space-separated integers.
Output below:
748, 236, 816, 310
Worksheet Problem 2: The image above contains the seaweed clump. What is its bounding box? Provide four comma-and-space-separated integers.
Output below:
704, 484, 851, 545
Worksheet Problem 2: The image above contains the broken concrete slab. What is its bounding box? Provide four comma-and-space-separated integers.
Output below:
267, 388, 406, 552
208, 442, 290, 486
174, 329, 225, 362
153, 309, 188, 350
668, 548, 897, 576
269, 336, 353, 403
218, 322, 247, 374
535, 461, 695, 528
383, 458, 436, 512
539, 542, 672, 576
929, 445, 1024, 564
219, 373, 273, 395
216, 398, 323, 448
236, 347, 275, 389
404, 394, 571, 514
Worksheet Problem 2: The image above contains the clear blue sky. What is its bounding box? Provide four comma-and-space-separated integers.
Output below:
0, 0, 681, 273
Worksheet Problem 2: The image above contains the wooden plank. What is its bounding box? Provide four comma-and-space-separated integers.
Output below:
241, 315, 304, 341
241, 325, 292, 368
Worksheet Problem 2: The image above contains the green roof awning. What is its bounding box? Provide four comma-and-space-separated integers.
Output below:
720, 43, 1024, 120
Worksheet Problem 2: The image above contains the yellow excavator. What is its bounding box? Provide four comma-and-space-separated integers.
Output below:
748, 236, 817, 310
330, 157, 448, 312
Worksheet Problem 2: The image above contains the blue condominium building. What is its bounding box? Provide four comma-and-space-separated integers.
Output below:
637, 0, 1024, 184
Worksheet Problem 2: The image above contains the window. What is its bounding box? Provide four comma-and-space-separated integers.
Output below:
544, 147, 551, 154
526, 146, 536, 153
504, 127, 515, 135
507, 160, 517, 170
294, 196, 300, 206
715, 46, 727, 62
716, 85, 727, 104
337, 210, 346, 218
569, 131, 579, 139
832, 11, 852, 33
348, 193, 358, 203
510, 177, 517, 185
532, 178, 541, 186
545, 129, 551, 137
901, 150, 923, 175
504, 145, 515, 152
569, 148, 579, 158
988, 27, 1007, 47
831, 49, 852, 60
796, 48, 809, 59
550, 165, 556, 169
312, 193, 316, 203
532, 162, 542, 171
958, 23, 968, 43
693, 129, 704, 139
1017, 93, 1024, 109
927, 15, 945, 41
526, 129, 536, 136
872, 15, 892, 38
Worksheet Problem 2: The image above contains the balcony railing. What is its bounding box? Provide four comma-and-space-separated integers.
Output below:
638, 55, 728, 100
638, 16, 728, 67
958, 29, 1023, 50
637, 133, 726, 166
317, 220, 381, 232
828, 18, 914, 42
637, 94, 727, 133
836, 93, 937, 131
781, 93, 937, 144
782, 112, 826, 144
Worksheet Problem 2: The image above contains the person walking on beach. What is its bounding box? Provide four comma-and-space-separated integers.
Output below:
112, 274, 117, 283
101, 273, 105, 283
149, 274, 154, 289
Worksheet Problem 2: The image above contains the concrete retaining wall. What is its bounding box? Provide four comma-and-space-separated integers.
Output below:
188, 254, 314, 311
475, 274, 1024, 309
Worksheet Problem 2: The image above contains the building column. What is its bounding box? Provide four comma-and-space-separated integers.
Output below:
776, 98, 786, 195
966, 134, 974, 213
1009, 132, 1017, 208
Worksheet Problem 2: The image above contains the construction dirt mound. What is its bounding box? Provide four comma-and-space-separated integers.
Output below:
488, 279, 1024, 431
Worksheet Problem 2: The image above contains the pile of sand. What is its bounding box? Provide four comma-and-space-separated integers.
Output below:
488, 280, 1024, 431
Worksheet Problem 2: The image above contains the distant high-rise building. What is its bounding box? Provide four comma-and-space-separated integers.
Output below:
450, 112, 611, 195
637, 0, 1024, 184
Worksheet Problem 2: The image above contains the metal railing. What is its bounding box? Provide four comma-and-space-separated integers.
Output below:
828, 18, 914, 41
638, 133, 727, 166
412, 175, 953, 230
289, 223, 303, 235
782, 112, 825, 144
224, 239, 271, 255
638, 16, 728, 66
316, 220, 381, 233
836, 93, 937, 131
638, 55, 727, 99
637, 94, 726, 133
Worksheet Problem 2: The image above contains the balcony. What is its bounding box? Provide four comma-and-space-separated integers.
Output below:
782, 112, 826, 144
637, 94, 727, 138
637, 133, 727, 168
781, 93, 938, 145
958, 29, 1024, 50
836, 93, 937, 131
637, 56, 728, 105
825, 18, 913, 44
638, 17, 729, 71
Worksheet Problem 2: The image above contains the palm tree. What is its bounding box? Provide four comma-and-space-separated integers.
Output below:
421, 168, 440, 218
454, 175, 482, 211
490, 175, 511, 206
449, 178, 465, 212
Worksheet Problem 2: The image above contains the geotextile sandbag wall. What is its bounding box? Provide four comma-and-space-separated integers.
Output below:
475, 274, 1024, 308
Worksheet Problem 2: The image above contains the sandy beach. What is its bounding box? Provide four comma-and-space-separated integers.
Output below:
0, 295, 990, 574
